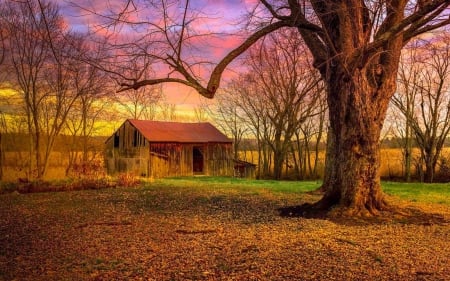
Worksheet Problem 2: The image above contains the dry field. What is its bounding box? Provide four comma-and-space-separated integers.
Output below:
2, 148, 436, 181
0, 178, 449, 280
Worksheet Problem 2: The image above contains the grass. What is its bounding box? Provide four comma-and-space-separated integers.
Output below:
382, 181, 450, 205
4, 175, 449, 206
149, 177, 450, 206
3, 175, 449, 207
151, 176, 321, 193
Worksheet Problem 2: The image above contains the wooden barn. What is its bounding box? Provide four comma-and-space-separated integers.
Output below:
105, 119, 233, 178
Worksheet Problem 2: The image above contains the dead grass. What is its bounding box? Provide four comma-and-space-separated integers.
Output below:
0, 180, 449, 280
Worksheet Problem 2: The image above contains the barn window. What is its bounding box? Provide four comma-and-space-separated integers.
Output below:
114, 133, 119, 148
133, 130, 139, 147
193, 146, 204, 174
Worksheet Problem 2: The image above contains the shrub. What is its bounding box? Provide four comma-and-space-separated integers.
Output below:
70, 159, 114, 189
116, 173, 140, 187
435, 156, 450, 183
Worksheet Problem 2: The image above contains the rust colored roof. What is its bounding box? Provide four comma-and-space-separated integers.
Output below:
128, 119, 231, 143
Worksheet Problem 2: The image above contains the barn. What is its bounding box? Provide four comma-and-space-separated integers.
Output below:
105, 119, 233, 178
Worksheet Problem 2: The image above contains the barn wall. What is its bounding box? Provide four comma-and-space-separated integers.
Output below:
105, 121, 149, 177
147, 143, 232, 178
149, 143, 186, 178
204, 143, 233, 177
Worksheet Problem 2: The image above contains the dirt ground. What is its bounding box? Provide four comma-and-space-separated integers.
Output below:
0, 185, 449, 281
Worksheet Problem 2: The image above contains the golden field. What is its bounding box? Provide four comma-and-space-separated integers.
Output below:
2, 148, 449, 181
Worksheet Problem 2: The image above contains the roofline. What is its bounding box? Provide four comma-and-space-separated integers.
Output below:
106, 119, 232, 144
146, 141, 233, 144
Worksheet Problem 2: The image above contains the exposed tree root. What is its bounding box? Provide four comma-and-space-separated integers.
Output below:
278, 199, 449, 226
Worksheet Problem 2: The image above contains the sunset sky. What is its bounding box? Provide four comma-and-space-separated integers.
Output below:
58, 0, 258, 115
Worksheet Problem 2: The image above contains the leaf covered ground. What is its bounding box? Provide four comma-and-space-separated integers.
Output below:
0, 178, 449, 280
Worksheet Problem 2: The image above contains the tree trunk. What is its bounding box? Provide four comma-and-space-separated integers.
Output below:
0, 133, 3, 181
423, 149, 438, 183
316, 69, 392, 216
404, 100, 413, 182
272, 137, 285, 180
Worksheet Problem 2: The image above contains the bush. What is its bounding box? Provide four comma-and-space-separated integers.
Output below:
72, 159, 106, 181
116, 173, 141, 187
70, 159, 113, 189
435, 156, 450, 183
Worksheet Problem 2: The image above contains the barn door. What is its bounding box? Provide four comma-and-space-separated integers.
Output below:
193, 146, 204, 174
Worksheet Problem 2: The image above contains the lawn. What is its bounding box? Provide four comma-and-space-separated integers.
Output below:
0, 177, 449, 280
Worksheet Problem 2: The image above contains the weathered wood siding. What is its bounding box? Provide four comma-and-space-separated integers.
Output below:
105, 120, 233, 178
204, 143, 233, 176
148, 143, 233, 177
105, 121, 150, 177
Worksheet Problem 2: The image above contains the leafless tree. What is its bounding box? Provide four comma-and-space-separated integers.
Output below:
206, 89, 250, 160
216, 30, 322, 180
1, 0, 56, 179
159, 102, 178, 121
224, 76, 271, 178
291, 93, 327, 180
91, 0, 450, 216
389, 42, 423, 182
113, 86, 162, 119
392, 33, 450, 183
2, 0, 100, 179
243, 30, 322, 179
64, 42, 112, 175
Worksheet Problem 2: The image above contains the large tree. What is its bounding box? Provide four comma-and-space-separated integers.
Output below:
99, 0, 450, 216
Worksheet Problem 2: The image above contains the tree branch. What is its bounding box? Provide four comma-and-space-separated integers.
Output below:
119, 19, 291, 97
205, 20, 291, 97
373, 1, 449, 48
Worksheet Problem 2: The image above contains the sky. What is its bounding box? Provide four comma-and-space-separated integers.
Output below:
58, 0, 257, 116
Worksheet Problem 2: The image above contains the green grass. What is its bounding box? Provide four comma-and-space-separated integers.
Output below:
147, 177, 450, 206
382, 181, 450, 205
148, 176, 321, 193
3, 176, 449, 206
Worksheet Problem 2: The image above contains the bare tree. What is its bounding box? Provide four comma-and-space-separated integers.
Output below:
113, 86, 162, 119
0, 17, 7, 82
206, 89, 249, 160
159, 102, 178, 121
390, 42, 422, 182
243, 30, 322, 179
1, 0, 55, 179
291, 93, 327, 180
392, 33, 450, 183
64, 41, 112, 175
216, 30, 322, 180
224, 76, 271, 178
93, 0, 450, 216
2, 0, 95, 179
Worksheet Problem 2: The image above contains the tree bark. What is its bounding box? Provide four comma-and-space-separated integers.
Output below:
318, 64, 398, 215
